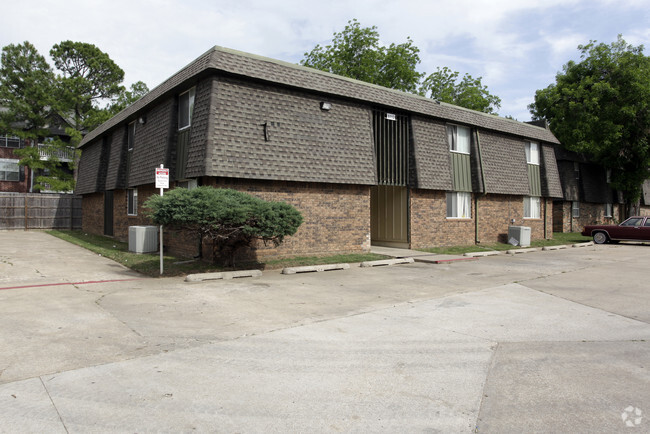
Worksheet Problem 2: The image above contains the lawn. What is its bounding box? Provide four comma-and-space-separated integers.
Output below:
46, 230, 388, 277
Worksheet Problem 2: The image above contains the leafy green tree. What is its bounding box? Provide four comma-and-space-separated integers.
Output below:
529, 36, 650, 213
85, 81, 150, 130
420, 66, 502, 114
0, 42, 55, 142
301, 19, 423, 93
50, 40, 125, 131
145, 187, 303, 266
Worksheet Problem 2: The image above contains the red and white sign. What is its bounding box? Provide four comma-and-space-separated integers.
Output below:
155, 167, 169, 189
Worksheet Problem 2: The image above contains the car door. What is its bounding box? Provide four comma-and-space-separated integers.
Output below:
613, 217, 644, 240
641, 217, 650, 240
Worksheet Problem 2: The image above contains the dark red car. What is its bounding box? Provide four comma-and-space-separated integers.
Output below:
582, 216, 650, 244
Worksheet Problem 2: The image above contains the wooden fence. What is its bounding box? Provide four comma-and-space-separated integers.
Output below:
0, 193, 82, 230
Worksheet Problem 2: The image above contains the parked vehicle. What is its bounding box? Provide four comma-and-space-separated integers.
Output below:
582, 216, 650, 244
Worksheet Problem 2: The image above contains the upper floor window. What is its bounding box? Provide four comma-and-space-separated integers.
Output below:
525, 141, 539, 165
127, 121, 136, 151
0, 136, 21, 148
0, 158, 20, 181
178, 87, 196, 130
447, 125, 471, 154
606, 169, 612, 183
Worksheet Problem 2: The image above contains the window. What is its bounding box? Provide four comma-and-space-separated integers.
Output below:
0, 136, 21, 148
605, 203, 613, 218
572, 201, 580, 218
447, 192, 471, 218
644, 219, 650, 227
524, 196, 541, 219
127, 121, 136, 151
178, 87, 196, 130
574, 162, 580, 180
606, 169, 612, 183
127, 188, 138, 216
447, 125, 471, 154
0, 158, 20, 181
525, 141, 540, 165
621, 217, 643, 227
177, 179, 198, 190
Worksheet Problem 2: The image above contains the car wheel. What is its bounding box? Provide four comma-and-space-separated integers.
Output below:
593, 232, 608, 244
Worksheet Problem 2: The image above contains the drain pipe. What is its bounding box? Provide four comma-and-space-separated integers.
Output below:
475, 130, 487, 244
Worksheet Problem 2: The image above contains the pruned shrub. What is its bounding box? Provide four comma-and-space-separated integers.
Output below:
145, 187, 303, 266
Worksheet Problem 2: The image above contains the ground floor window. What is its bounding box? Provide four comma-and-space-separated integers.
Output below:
605, 203, 613, 218
0, 158, 20, 181
524, 196, 541, 219
177, 179, 198, 189
572, 201, 580, 218
127, 188, 138, 216
446, 191, 471, 219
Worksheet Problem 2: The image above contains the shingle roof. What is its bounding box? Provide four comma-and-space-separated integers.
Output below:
80, 46, 560, 148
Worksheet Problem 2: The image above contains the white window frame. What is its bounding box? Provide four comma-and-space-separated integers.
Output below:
0, 136, 21, 148
178, 87, 196, 131
446, 192, 472, 219
127, 188, 138, 216
0, 158, 20, 181
127, 121, 136, 151
447, 125, 471, 154
524, 196, 541, 219
572, 201, 580, 218
605, 203, 613, 218
177, 179, 198, 190
525, 141, 540, 165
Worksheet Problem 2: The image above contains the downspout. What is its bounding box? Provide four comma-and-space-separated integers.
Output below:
475, 130, 487, 244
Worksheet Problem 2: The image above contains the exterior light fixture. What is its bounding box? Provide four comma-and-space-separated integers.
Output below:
320, 102, 332, 111
386, 113, 396, 121
138, 116, 147, 125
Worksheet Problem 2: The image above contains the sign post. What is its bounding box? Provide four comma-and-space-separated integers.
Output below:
155, 164, 169, 275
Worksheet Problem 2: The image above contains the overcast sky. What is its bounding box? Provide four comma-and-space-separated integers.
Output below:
3, 0, 649, 120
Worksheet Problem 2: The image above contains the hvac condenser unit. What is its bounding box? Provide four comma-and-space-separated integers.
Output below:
508, 226, 531, 247
128, 225, 159, 253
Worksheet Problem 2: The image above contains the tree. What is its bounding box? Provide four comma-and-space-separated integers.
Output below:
50, 40, 125, 131
420, 67, 502, 114
145, 187, 303, 267
0, 40, 147, 192
0, 42, 56, 142
301, 19, 423, 93
529, 36, 650, 214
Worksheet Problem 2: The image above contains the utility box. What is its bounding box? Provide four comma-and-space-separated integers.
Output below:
128, 225, 159, 253
508, 226, 531, 247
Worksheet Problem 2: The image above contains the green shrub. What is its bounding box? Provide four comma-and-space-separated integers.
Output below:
145, 187, 303, 266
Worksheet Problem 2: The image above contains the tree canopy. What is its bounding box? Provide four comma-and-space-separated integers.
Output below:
529, 35, 650, 209
145, 187, 303, 266
420, 66, 502, 114
0, 40, 148, 192
301, 19, 501, 114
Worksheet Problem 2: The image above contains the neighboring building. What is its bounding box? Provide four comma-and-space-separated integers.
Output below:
552, 147, 623, 232
75, 46, 563, 261
639, 180, 650, 217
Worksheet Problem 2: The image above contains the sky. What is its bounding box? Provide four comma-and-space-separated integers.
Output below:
2, 0, 650, 121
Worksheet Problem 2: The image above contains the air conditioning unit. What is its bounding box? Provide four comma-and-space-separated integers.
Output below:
128, 225, 159, 253
508, 226, 531, 247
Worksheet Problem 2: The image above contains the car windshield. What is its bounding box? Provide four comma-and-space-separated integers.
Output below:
621, 218, 643, 227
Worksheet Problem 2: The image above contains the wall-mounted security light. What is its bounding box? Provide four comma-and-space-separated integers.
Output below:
386, 113, 396, 121
138, 116, 147, 125
320, 102, 332, 111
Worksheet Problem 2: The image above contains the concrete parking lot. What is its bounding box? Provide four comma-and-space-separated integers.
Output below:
0, 231, 649, 433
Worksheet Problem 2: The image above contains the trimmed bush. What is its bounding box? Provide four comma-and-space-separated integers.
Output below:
145, 187, 303, 266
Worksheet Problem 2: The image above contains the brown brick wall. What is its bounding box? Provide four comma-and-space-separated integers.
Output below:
410, 191, 552, 248
553, 200, 621, 233
81, 180, 371, 261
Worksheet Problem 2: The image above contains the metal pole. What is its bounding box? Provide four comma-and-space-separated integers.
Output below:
159, 164, 164, 275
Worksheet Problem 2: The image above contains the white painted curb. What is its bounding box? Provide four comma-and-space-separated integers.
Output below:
360, 257, 415, 267
506, 248, 538, 255
185, 269, 263, 282
542, 245, 568, 251
464, 251, 501, 257
282, 263, 350, 275
572, 242, 594, 248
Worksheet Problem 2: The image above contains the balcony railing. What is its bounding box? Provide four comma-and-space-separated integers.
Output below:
38, 144, 76, 162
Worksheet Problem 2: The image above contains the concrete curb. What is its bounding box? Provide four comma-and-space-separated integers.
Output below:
506, 248, 538, 255
573, 241, 594, 248
185, 269, 263, 282
282, 263, 350, 275
464, 251, 501, 257
414, 256, 478, 264
542, 245, 568, 251
360, 258, 415, 268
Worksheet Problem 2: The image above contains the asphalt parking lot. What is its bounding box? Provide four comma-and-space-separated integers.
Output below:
0, 231, 649, 433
